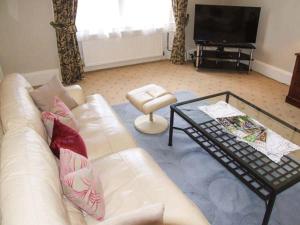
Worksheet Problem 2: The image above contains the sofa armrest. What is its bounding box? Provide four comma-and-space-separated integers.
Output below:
65, 85, 85, 105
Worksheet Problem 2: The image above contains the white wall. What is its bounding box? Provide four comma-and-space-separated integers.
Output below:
186, 0, 300, 84
0, 0, 59, 75
227, 0, 300, 74
1, 0, 299, 85
0, 0, 240, 75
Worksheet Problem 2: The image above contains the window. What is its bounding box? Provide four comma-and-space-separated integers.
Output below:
76, 0, 174, 40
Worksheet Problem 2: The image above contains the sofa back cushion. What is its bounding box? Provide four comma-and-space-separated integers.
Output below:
0, 128, 71, 225
0, 73, 47, 140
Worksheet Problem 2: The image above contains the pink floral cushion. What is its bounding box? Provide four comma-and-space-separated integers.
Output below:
41, 112, 56, 138
60, 148, 105, 220
41, 96, 78, 139
60, 147, 89, 175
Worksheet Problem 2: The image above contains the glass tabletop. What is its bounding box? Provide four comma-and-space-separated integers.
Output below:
175, 92, 300, 151
172, 92, 300, 193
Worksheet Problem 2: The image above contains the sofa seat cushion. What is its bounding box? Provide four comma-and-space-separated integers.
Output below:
98, 203, 164, 225
72, 94, 136, 160
84, 148, 210, 225
0, 73, 47, 140
64, 198, 87, 225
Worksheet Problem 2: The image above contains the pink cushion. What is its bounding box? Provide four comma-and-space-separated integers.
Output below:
60, 148, 105, 220
41, 112, 56, 139
50, 119, 87, 158
42, 96, 78, 138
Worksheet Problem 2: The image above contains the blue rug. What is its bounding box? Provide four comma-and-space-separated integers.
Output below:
112, 91, 300, 225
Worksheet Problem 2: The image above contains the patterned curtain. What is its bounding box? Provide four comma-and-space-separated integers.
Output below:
170, 0, 188, 64
51, 0, 84, 85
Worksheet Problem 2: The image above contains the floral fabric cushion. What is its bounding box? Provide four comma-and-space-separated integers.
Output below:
42, 96, 78, 139
41, 112, 56, 139
60, 148, 105, 221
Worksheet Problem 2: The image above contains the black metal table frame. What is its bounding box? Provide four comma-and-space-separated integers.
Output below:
168, 91, 300, 225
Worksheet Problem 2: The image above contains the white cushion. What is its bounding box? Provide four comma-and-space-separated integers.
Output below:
65, 85, 86, 105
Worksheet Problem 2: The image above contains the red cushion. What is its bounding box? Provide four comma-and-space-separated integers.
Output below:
50, 119, 87, 158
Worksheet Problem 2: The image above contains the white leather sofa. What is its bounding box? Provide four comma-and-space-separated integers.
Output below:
0, 74, 210, 225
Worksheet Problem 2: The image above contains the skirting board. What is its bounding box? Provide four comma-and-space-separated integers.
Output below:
21, 59, 292, 87
20, 56, 166, 86
23, 69, 60, 86
252, 60, 292, 85
84, 56, 166, 72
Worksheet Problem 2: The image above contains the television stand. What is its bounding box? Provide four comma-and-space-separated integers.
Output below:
195, 41, 256, 73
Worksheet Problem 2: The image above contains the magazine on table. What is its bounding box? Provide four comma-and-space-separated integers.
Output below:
198, 101, 300, 163
216, 115, 267, 143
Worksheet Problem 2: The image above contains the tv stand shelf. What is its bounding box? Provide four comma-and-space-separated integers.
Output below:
200, 50, 251, 61
195, 42, 256, 73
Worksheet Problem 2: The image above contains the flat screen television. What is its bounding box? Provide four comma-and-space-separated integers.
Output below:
194, 5, 261, 44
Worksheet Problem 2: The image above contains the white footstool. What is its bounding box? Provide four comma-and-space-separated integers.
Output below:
126, 84, 177, 134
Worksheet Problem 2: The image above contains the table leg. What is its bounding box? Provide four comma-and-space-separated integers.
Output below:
168, 108, 175, 146
262, 194, 276, 225
225, 93, 230, 103
196, 44, 200, 68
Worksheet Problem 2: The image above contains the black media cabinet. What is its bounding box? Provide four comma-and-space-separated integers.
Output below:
195, 41, 256, 73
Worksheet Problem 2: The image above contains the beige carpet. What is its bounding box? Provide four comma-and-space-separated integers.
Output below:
79, 60, 300, 129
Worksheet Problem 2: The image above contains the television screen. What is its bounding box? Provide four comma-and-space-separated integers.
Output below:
194, 5, 261, 44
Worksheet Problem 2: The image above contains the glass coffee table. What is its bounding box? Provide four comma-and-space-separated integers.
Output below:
168, 91, 300, 225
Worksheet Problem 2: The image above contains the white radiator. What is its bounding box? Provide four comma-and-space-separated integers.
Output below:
81, 32, 164, 69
